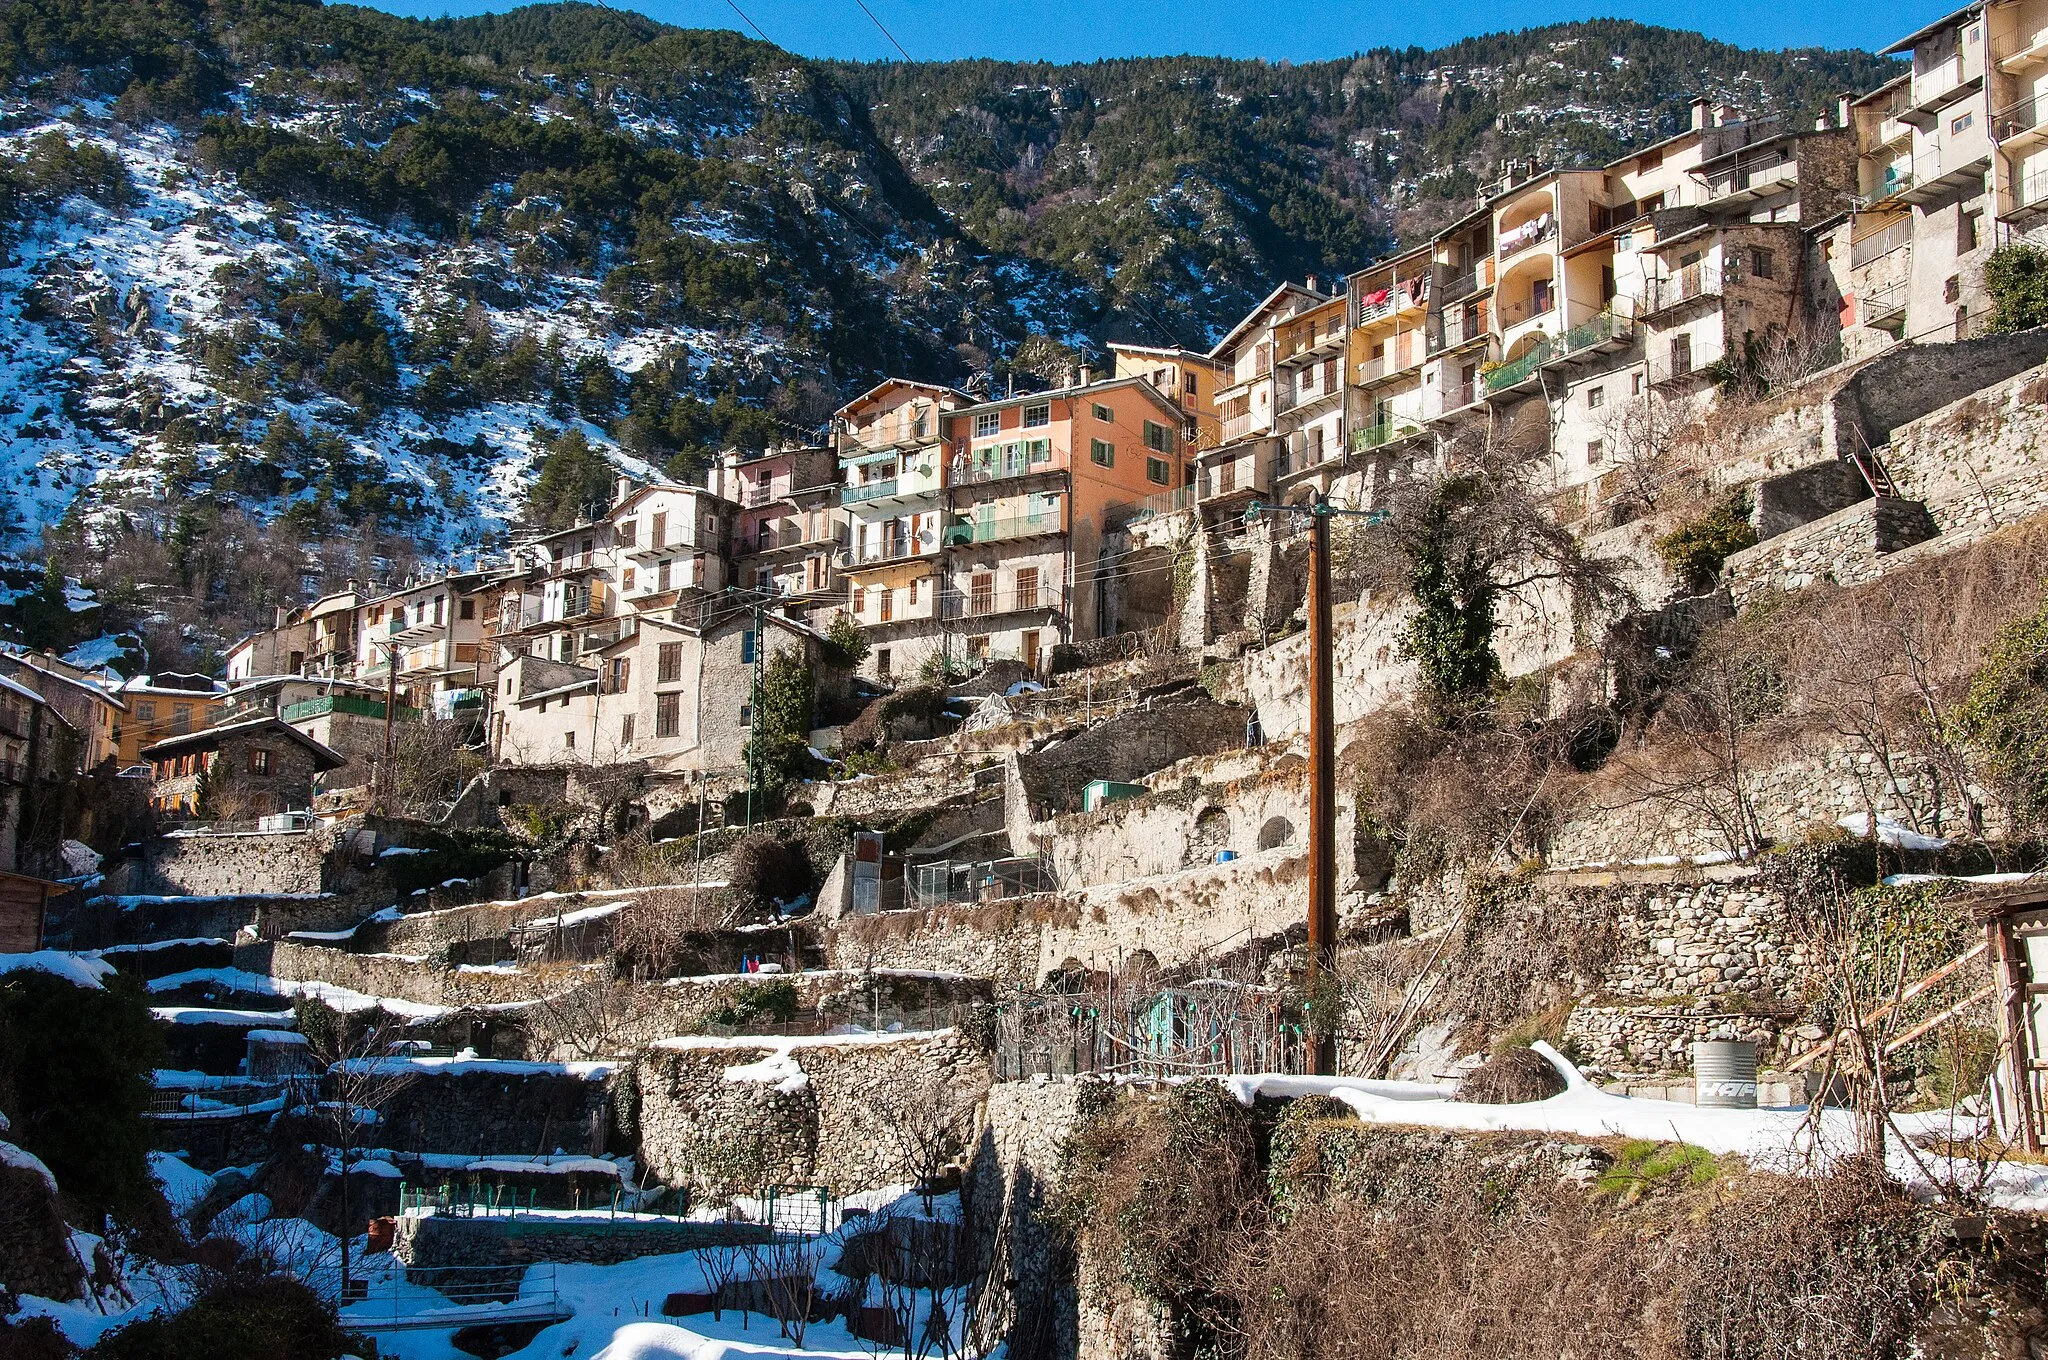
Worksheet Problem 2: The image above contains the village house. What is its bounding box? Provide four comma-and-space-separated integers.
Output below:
110, 672, 228, 767
0, 650, 125, 771
141, 715, 346, 819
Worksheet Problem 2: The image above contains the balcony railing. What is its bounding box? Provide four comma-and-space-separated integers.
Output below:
943, 513, 1062, 547
1642, 264, 1722, 316
1123, 484, 1198, 525
1428, 301, 1493, 355
841, 478, 900, 504
1997, 95, 2047, 142
840, 537, 931, 568
1859, 278, 1909, 329
750, 521, 846, 553
1910, 52, 1980, 112
1483, 310, 1630, 392
941, 585, 1065, 620
1496, 214, 1555, 260
1354, 277, 1428, 325
2015, 167, 2048, 215
1849, 217, 1914, 268
1349, 418, 1424, 453
1219, 412, 1259, 443
1495, 293, 1558, 328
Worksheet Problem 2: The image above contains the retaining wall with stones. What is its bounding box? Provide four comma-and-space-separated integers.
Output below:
344, 1063, 620, 1159
394, 1213, 767, 1269
962, 1080, 1101, 1358
138, 829, 332, 897
1564, 1003, 1795, 1078
635, 1030, 988, 1200
1549, 740, 1982, 866
52, 892, 350, 949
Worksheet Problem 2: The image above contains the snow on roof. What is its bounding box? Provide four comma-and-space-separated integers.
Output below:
139, 714, 347, 769
245, 1028, 307, 1045
91, 937, 230, 956
0, 951, 115, 990
152, 1005, 297, 1026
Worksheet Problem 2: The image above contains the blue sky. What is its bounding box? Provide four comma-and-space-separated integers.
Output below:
354, 0, 1943, 62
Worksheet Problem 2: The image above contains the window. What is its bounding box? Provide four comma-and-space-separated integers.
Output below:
621, 714, 635, 745
1632, 371, 1645, 396
1146, 456, 1171, 485
608, 657, 631, 694
1960, 210, 1982, 254
974, 411, 1000, 438
876, 647, 893, 678
564, 730, 576, 751
248, 748, 272, 775
1531, 277, 1553, 314
1951, 111, 1974, 136
878, 588, 894, 623
1016, 567, 1040, 609
1022, 402, 1050, 428
969, 635, 991, 662
739, 704, 752, 728
1028, 438, 1051, 464
651, 512, 666, 547
1090, 439, 1114, 467
1092, 402, 1114, 422
741, 630, 756, 665
908, 578, 920, 605
658, 642, 684, 683
1587, 439, 1605, 464
459, 599, 475, 619
172, 704, 192, 733
1639, 147, 1663, 173
369, 605, 383, 624
1184, 371, 1197, 397
623, 565, 636, 592
1323, 357, 1338, 391
851, 586, 865, 616
1143, 420, 1170, 452
1587, 386, 1605, 409
1751, 247, 1775, 280
618, 520, 637, 547
971, 572, 995, 615
655, 692, 680, 737
1670, 333, 1693, 376
657, 559, 672, 592
138, 701, 156, 723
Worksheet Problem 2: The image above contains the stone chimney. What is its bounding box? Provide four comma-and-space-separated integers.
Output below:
1691, 97, 1709, 130
1716, 104, 1739, 128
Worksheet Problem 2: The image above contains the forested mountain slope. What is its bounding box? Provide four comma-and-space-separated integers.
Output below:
0, 0, 1893, 664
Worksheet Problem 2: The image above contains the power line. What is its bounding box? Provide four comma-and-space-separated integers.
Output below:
850, 0, 913, 61
721, 0, 772, 44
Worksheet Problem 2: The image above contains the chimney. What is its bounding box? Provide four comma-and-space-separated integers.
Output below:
1006, 373, 1016, 397
1836, 94, 1851, 129
345, 577, 359, 594
1305, 274, 1319, 294
1716, 104, 1739, 128
274, 606, 288, 628
1691, 97, 1709, 130
1079, 365, 1094, 386
614, 474, 633, 507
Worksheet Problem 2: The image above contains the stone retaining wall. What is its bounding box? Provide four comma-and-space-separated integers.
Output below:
635, 1031, 987, 1200
1564, 1003, 1794, 1077
394, 1213, 768, 1269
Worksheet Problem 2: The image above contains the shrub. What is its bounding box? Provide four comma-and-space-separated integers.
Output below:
1655, 495, 1758, 594
820, 612, 868, 671
706, 979, 800, 1028
1592, 1139, 1721, 1203
0, 970, 163, 1221
1984, 242, 2048, 333
86, 1274, 365, 1360
1454, 1046, 1567, 1104
727, 833, 812, 911
1953, 596, 2048, 828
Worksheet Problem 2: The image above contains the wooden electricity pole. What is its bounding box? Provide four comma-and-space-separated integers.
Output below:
1306, 493, 1338, 1076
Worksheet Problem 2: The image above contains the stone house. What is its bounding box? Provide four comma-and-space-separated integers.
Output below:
0, 651, 125, 771
142, 716, 345, 819
0, 674, 78, 873
492, 652, 600, 766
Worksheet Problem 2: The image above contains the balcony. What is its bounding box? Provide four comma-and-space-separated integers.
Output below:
2006, 166, 2048, 223
1900, 144, 1992, 204
1122, 483, 1198, 526
956, 447, 1055, 486
1639, 264, 1722, 320
1349, 418, 1424, 454
1853, 163, 1916, 209
622, 533, 709, 561
1484, 310, 1632, 393
1495, 213, 1555, 261
1198, 439, 1279, 504
1709, 158, 1798, 206
1276, 325, 1346, 365
1905, 52, 1984, 123
1858, 278, 1909, 333
1435, 376, 1485, 417
943, 513, 1063, 547
1849, 216, 1914, 268
1219, 411, 1261, 443
749, 521, 846, 555
1276, 375, 1341, 415
1996, 95, 2048, 149
1355, 277, 1429, 326
1437, 259, 1492, 305
941, 584, 1064, 621
1427, 300, 1493, 356
387, 611, 447, 644
1995, 28, 2048, 73
841, 478, 899, 505
839, 537, 931, 570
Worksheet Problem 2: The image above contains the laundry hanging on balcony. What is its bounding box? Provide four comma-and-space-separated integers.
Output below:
1497, 212, 1553, 256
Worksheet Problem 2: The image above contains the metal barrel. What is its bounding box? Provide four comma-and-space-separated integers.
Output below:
1693, 1039, 1759, 1109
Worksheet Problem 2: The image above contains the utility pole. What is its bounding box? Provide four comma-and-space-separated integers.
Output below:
1244, 495, 1387, 1077
1305, 493, 1338, 1077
